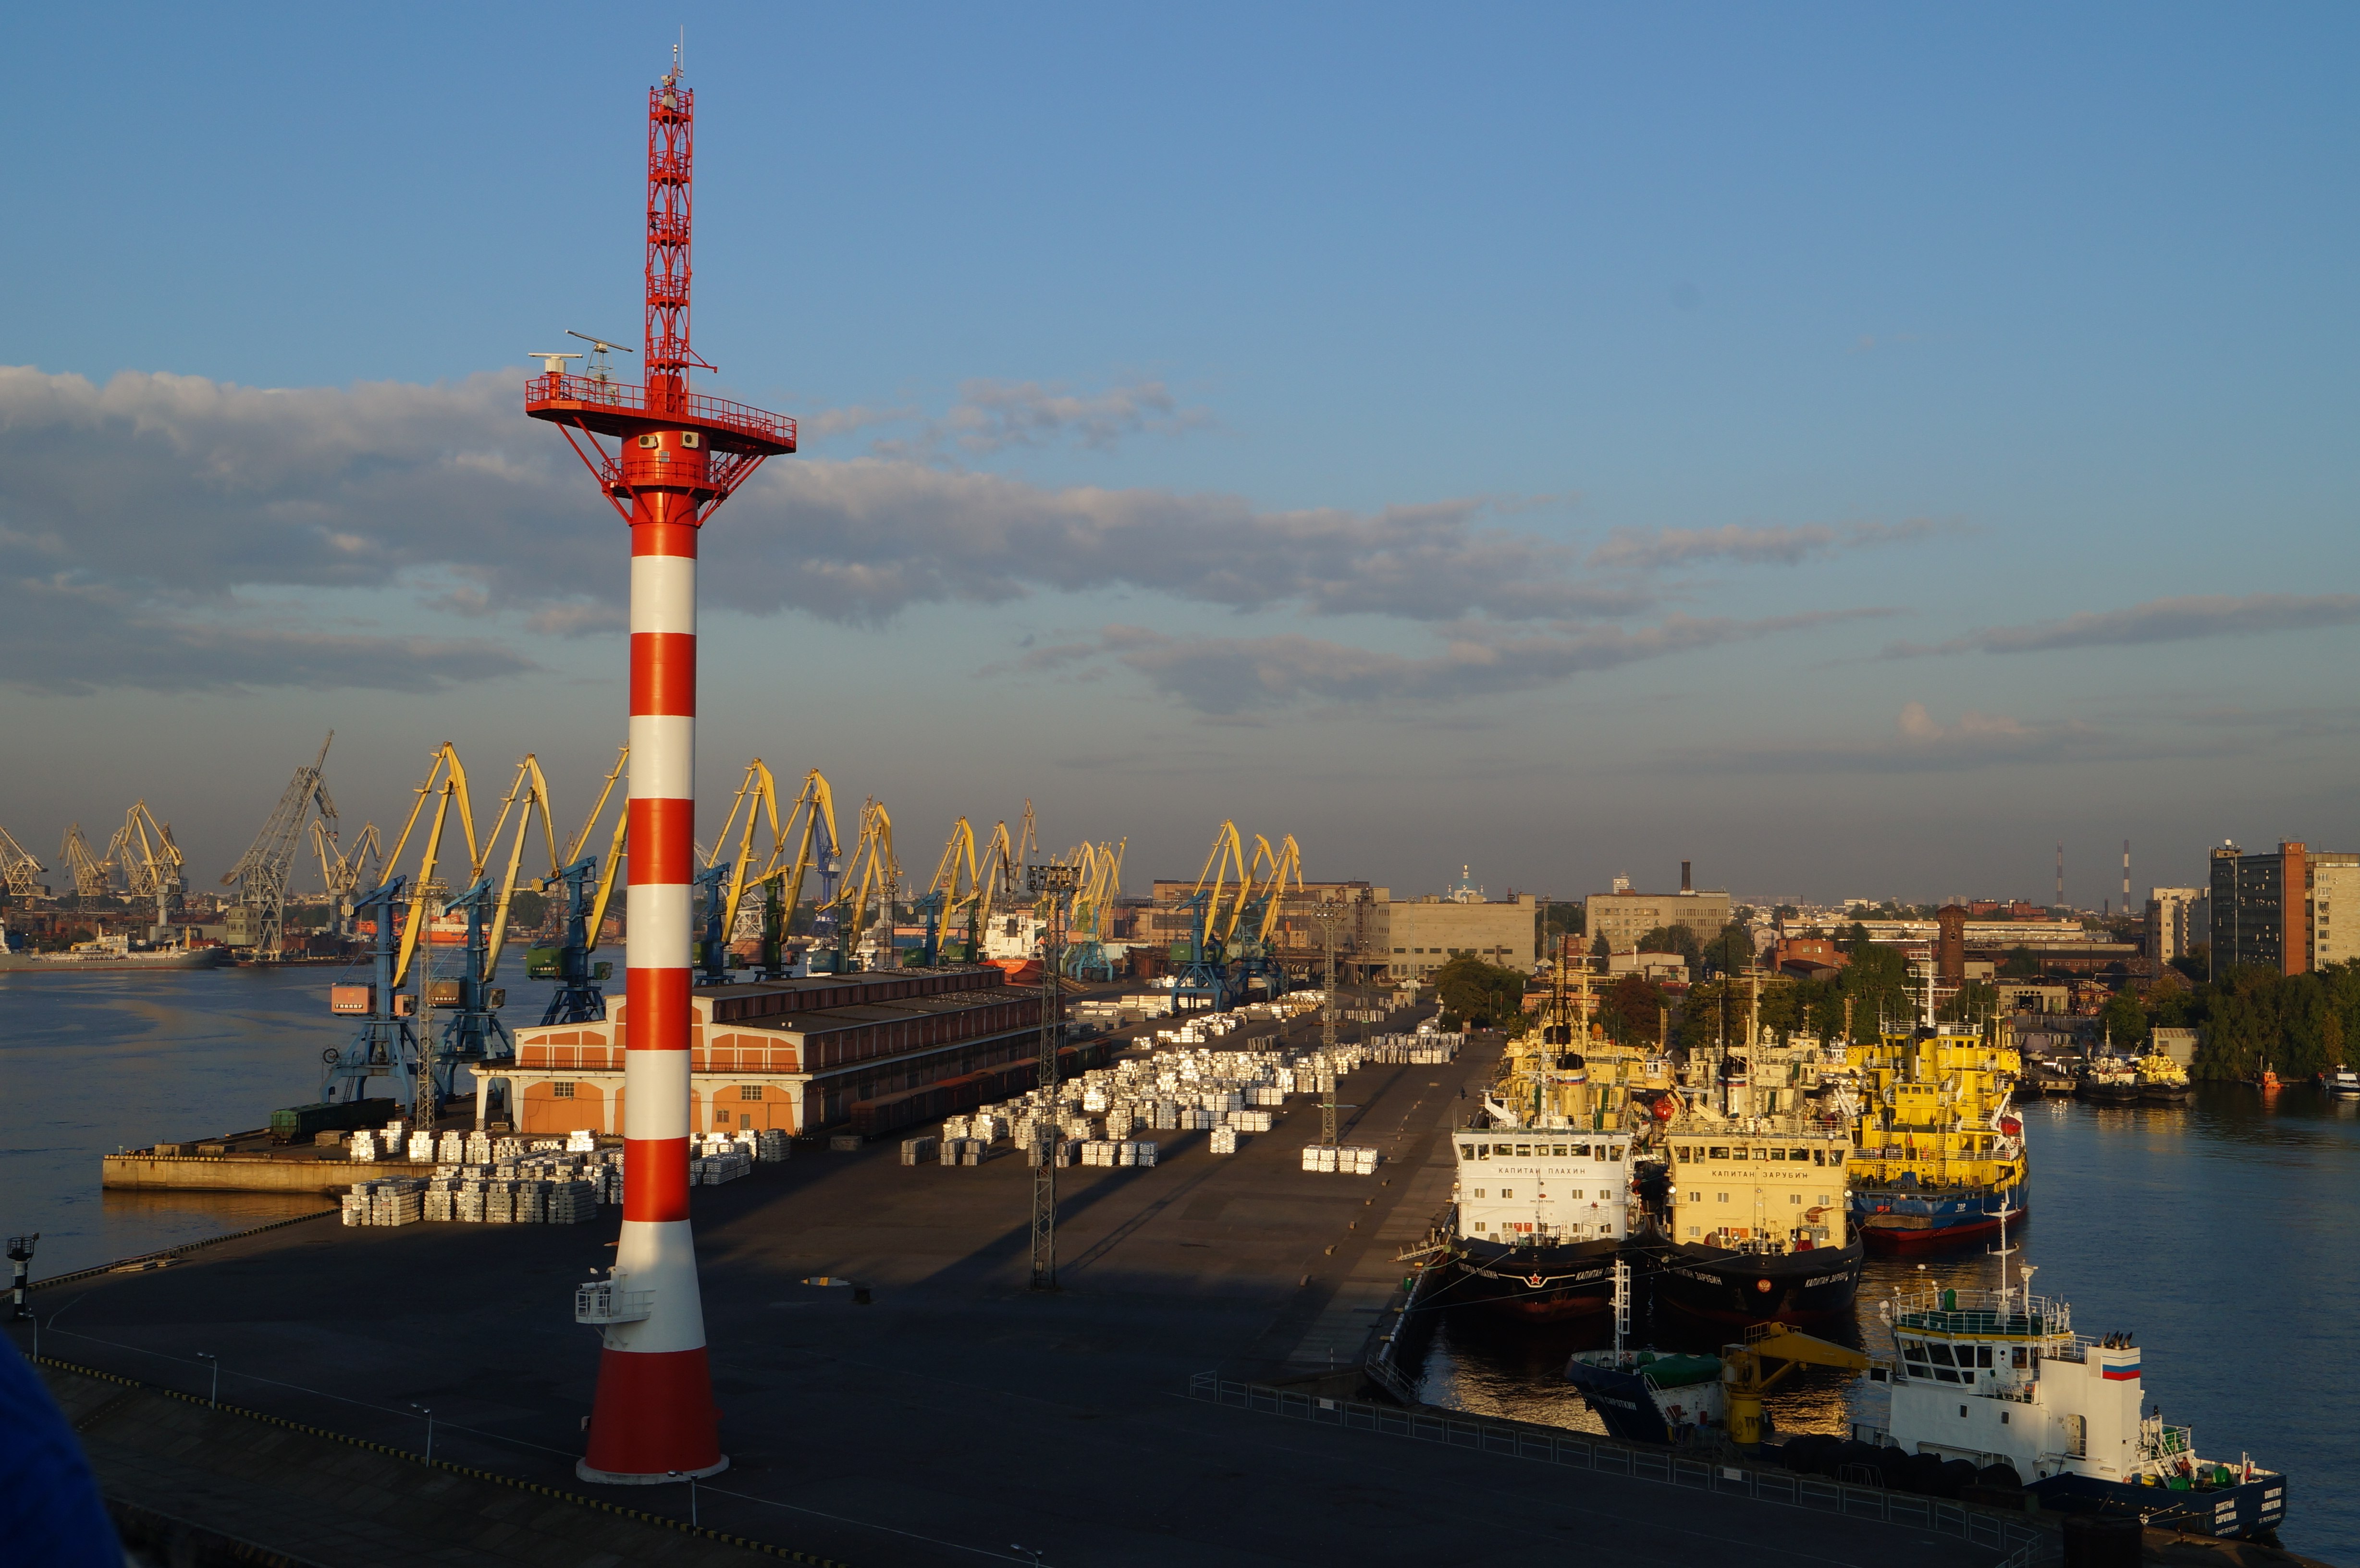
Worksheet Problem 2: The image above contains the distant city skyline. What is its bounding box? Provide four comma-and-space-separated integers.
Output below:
4, 4, 2356, 901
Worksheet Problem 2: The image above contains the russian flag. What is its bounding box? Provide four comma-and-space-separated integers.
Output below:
2102, 1362, 2141, 1381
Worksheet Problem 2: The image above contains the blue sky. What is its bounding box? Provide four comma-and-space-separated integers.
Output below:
3, 3, 2356, 907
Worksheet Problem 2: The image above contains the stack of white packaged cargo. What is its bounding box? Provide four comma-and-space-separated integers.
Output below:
1298, 1145, 1378, 1174
565, 1129, 597, 1152
1080, 1087, 1109, 1113
901, 1134, 939, 1165
404, 1132, 433, 1160
971, 1113, 1007, 1144
938, 1136, 976, 1165
942, 1114, 972, 1141
1103, 1106, 1138, 1138
547, 1178, 598, 1224
1209, 1126, 1239, 1155
436, 1131, 466, 1163
1301, 1145, 1338, 1173
754, 1128, 790, 1162
1245, 1084, 1283, 1107
1231, 1109, 1275, 1133
514, 1181, 547, 1223
1367, 1033, 1463, 1065
1178, 1106, 1214, 1130
1024, 1138, 1077, 1167
690, 1148, 753, 1185
339, 1189, 368, 1225
381, 1120, 406, 1148
493, 1136, 525, 1161
359, 1177, 426, 1225
350, 1130, 380, 1163
465, 1130, 493, 1164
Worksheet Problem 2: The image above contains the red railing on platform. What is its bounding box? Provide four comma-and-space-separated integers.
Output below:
525, 372, 796, 450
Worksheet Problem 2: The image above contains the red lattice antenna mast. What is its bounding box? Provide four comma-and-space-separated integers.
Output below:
645, 46, 705, 410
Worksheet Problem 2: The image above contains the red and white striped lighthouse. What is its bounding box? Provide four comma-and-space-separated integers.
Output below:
527, 55, 796, 1485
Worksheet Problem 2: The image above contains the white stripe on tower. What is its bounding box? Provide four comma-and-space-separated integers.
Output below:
580, 514, 723, 1482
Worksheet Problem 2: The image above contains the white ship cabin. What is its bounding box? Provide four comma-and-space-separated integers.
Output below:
1452, 1132, 1631, 1245
1863, 1281, 2272, 1494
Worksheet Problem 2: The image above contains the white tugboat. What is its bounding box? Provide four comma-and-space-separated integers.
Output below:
1860, 1248, 2287, 1539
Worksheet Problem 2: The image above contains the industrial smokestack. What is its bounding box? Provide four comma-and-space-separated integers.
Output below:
1681, 860, 1692, 894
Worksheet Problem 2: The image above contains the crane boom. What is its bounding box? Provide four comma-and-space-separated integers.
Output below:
221, 732, 338, 960
0, 824, 47, 897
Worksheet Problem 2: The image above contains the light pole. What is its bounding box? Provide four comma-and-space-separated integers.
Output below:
1311, 901, 1344, 1147
197, 1351, 218, 1408
667, 1469, 698, 1525
6, 1232, 36, 1322
411, 1403, 434, 1463
1024, 861, 1080, 1292
1011, 1547, 1045, 1568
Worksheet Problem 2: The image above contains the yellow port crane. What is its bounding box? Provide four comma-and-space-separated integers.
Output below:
733, 768, 838, 978
1721, 1323, 1875, 1448
110, 801, 186, 938
527, 745, 629, 1024
1064, 836, 1127, 980
699, 760, 781, 982
918, 816, 981, 965
311, 820, 381, 936
383, 744, 480, 993
0, 823, 48, 897
59, 824, 111, 898
833, 798, 897, 970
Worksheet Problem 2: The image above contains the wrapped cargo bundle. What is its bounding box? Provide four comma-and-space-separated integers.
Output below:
902, 1135, 938, 1165
349, 1131, 379, 1163
756, 1128, 790, 1162
547, 1179, 598, 1224
1209, 1126, 1239, 1154
938, 1137, 968, 1165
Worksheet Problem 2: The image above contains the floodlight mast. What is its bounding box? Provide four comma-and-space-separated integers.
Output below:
525, 52, 796, 1490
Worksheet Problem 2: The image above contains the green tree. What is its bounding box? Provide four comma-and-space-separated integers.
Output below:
1590, 933, 1610, 959
1702, 920, 1755, 979
1637, 923, 1703, 970
1772, 904, 1799, 923
1940, 979, 1997, 1024
2099, 990, 2148, 1051
507, 889, 549, 930
1998, 946, 2040, 979
1600, 972, 1667, 1047
2170, 945, 2208, 983
1835, 921, 1872, 954
1839, 943, 1911, 1042
1541, 902, 1585, 938
1433, 954, 1530, 1030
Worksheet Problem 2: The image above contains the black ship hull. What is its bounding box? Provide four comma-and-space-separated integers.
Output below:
1647, 1237, 1864, 1325
1448, 1235, 1620, 1320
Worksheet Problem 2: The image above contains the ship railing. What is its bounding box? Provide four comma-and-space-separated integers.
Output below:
1890, 1288, 2072, 1339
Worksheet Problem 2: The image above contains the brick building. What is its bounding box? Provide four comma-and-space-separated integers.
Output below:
477, 967, 1040, 1139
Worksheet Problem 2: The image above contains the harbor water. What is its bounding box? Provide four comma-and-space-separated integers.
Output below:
0, 965, 565, 1281
1417, 1085, 2360, 1564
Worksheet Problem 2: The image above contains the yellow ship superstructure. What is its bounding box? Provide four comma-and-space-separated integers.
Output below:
1846, 1021, 2028, 1251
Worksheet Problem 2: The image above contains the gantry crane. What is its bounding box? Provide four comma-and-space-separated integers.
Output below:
58, 825, 111, 899
529, 745, 628, 1025
221, 733, 337, 959
915, 817, 979, 967
1172, 821, 1248, 1009
696, 760, 780, 984
110, 801, 185, 941
750, 769, 837, 979
0, 825, 48, 898
322, 743, 525, 1122
1064, 838, 1127, 981
833, 799, 897, 970
1228, 833, 1303, 998
311, 820, 381, 937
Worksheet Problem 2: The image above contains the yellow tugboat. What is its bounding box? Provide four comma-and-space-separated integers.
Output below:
2135, 1048, 2192, 1105
1846, 993, 2028, 1253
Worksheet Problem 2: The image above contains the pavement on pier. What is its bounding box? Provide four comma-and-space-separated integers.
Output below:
12, 1023, 1999, 1568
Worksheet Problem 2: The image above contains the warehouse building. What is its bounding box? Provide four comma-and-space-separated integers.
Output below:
479, 967, 1040, 1139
